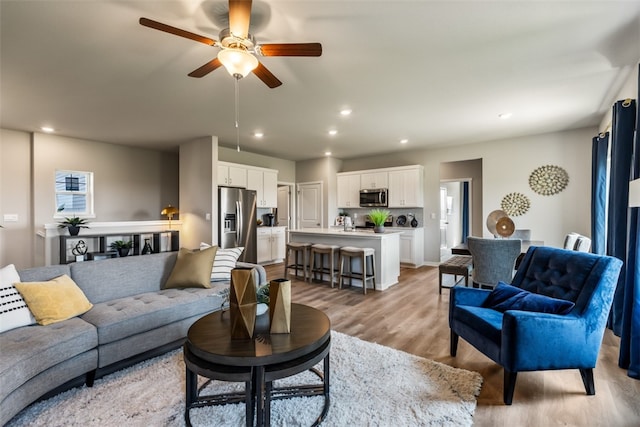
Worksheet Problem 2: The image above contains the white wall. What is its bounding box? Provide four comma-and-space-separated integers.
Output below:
341, 127, 595, 263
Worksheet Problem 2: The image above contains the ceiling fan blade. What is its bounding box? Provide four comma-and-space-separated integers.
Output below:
139, 17, 216, 46
258, 43, 323, 57
188, 58, 223, 78
228, 0, 252, 39
253, 62, 282, 88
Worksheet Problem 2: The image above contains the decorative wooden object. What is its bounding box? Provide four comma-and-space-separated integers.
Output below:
269, 278, 291, 334
230, 267, 257, 339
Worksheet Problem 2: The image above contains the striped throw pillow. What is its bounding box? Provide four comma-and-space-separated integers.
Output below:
200, 243, 245, 282
0, 264, 36, 333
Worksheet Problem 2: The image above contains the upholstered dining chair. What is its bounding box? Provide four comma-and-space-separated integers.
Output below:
449, 246, 623, 404
467, 237, 521, 289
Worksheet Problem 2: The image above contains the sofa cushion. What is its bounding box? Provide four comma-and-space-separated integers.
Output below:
0, 317, 97, 403
483, 282, 575, 315
1, 264, 36, 333
69, 252, 177, 304
453, 305, 503, 346
80, 286, 225, 345
15, 275, 93, 325
164, 246, 217, 289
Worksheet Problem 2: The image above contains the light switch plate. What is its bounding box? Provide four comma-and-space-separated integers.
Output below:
3, 214, 18, 222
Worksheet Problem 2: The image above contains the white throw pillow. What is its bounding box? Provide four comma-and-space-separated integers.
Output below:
200, 243, 244, 282
0, 264, 37, 333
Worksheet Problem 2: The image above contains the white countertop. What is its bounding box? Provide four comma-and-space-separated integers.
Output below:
289, 228, 403, 238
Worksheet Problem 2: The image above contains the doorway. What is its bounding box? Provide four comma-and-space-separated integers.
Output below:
297, 181, 323, 228
440, 180, 472, 261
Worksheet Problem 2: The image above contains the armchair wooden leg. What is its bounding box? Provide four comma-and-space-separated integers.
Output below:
450, 331, 459, 357
579, 368, 595, 395
503, 370, 517, 405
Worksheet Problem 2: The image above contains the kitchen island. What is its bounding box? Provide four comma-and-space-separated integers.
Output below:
288, 228, 402, 291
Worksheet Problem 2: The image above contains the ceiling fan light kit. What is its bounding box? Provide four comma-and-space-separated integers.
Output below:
217, 48, 258, 78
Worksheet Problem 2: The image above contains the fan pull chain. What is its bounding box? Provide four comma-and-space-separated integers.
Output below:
234, 76, 240, 152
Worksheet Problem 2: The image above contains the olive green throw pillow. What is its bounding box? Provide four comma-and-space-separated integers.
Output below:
14, 274, 93, 326
164, 246, 217, 289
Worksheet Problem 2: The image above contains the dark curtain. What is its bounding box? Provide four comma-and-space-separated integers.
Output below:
607, 99, 636, 336
619, 66, 640, 379
461, 181, 469, 243
591, 133, 609, 255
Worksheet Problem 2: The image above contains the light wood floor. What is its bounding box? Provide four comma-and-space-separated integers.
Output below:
264, 263, 640, 427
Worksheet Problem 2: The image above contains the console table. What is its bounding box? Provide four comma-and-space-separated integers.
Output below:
59, 230, 179, 264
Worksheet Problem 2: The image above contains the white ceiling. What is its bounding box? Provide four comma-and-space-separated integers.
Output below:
1, 1, 639, 161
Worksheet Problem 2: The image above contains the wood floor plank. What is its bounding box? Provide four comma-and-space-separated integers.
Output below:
264, 263, 640, 426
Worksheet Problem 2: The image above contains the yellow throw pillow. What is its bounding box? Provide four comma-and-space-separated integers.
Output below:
14, 274, 93, 326
164, 246, 217, 289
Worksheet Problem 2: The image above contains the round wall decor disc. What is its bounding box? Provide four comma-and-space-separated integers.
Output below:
496, 216, 515, 237
486, 209, 508, 235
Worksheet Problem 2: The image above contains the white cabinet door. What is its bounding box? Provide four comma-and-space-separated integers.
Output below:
397, 228, 424, 267
257, 228, 272, 264
262, 170, 278, 208
218, 163, 247, 188
388, 168, 423, 207
228, 165, 247, 188
337, 174, 360, 208
272, 227, 286, 260
360, 171, 388, 189
399, 233, 413, 264
247, 169, 278, 208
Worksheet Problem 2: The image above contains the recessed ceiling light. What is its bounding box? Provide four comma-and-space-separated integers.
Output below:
498, 112, 513, 120
41, 126, 55, 133
400, 139, 408, 144
340, 109, 352, 116
254, 132, 264, 138
325, 151, 332, 156
328, 130, 338, 136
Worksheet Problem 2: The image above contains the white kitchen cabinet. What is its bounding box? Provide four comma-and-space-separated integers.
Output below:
396, 227, 424, 267
360, 171, 388, 189
247, 168, 278, 208
388, 166, 424, 207
257, 226, 286, 264
337, 173, 361, 208
217, 163, 247, 188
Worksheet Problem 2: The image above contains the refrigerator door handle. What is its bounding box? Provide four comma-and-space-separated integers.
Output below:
236, 200, 242, 243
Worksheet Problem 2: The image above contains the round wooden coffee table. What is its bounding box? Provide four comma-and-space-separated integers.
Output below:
184, 303, 331, 427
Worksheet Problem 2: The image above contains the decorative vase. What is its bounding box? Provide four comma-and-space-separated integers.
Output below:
269, 278, 291, 334
373, 225, 385, 233
68, 226, 80, 236
141, 239, 153, 255
117, 247, 130, 257
229, 267, 257, 339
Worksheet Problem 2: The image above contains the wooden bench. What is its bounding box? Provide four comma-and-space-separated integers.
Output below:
438, 255, 473, 294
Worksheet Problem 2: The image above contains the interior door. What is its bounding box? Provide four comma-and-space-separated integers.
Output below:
297, 182, 323, 228
277, 185, 290, 227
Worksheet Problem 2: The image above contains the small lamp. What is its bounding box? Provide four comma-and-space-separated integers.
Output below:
630, 178, 640, 208
161, 204, 179, 230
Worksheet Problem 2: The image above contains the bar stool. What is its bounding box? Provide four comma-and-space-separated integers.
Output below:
308, 244, 340, 287
338, 246, 376, 294
284, 242, 312, 281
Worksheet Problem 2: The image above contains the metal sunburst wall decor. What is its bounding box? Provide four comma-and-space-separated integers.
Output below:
529, 165, 569, 196
501, 192, 530, 216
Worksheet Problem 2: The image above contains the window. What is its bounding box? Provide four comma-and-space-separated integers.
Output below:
54, 170, 94, 217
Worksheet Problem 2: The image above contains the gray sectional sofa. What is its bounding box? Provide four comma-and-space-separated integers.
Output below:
0, 252, 266, 426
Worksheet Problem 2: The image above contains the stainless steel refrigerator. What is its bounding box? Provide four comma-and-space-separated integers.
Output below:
218, 187, 257, 263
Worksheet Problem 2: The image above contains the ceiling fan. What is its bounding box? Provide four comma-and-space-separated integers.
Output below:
139, 0, 322, 88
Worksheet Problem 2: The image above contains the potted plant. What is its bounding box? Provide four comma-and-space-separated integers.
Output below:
110, 240, 133, 257
368, 208, 391, 233
58, 216, 90, 236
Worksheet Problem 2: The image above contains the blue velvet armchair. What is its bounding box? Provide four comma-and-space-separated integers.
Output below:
449, 246, 623, 404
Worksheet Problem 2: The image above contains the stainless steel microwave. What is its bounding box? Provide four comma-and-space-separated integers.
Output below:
359, 188, 388, 207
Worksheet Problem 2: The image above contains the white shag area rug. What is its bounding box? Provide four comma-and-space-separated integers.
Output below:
8, 331, 483, 427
